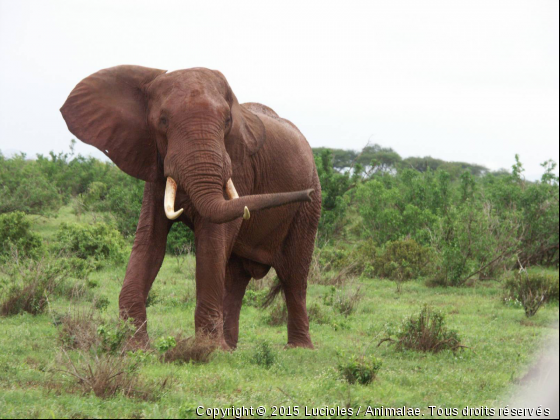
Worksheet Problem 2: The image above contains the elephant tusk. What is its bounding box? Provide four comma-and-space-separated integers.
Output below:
164, 177, 184, 220
225, 178, 239, 199
226, 178, 250, 220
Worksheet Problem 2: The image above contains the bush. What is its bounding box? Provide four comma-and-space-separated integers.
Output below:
252, 341, 276, 369
145, 289, 160, 308
94, 296, 110, 312
56, 312, 167, 401
0, 212, 43, 260
315, 149, 356, 243
264, 300, 288, 326
322, 286, 363, 317
95, 181, 144, 238
373, 239, 433, 290
58, 307, 99, 351
337, 354, 382, 385
380, 305, 463, 353
166, 222, 195, 255
243, 289, 269, 308
96, 319, 137, 355
430, 202, 521, 286
0, 256, 69, 316
155, 336, 177, 353
307, 302, 331, 325
504, 270, 559, 317
74, 181, 109, 215
0, 154, 62, 215
55, 222, 127, 265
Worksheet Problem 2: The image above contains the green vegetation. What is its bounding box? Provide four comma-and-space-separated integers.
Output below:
504, 270, 559, 317
0, 143, 558, 417
380, 304, 463, 353
0, 211, 43, 260
337, 354, 383, 385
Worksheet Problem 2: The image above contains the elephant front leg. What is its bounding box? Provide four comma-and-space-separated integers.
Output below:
119, 181, 172, 348
193, 220, 240, 350
223, 255, 251, 349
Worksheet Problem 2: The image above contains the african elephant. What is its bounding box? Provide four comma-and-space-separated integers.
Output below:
60, 66, 321, 350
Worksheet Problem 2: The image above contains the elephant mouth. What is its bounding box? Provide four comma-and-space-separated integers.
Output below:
164, 177, 250, 221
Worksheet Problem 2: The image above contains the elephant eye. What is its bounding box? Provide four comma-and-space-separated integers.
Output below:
159, 116, 168, 126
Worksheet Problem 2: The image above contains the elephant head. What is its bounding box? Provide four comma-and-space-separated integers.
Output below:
60, 65, 313, 223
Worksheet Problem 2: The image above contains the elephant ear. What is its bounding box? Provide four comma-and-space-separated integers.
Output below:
60, 65, 167, 182
225, 94, 265, 170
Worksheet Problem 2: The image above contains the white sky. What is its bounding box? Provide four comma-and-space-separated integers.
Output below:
0, 0, 558, 180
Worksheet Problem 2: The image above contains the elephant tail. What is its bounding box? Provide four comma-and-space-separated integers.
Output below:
261, 277, 285, 309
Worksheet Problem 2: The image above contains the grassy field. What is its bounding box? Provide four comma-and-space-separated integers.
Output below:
0, 206, 558, 419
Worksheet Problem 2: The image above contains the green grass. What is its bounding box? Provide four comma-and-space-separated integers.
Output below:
0, 208, 558, 419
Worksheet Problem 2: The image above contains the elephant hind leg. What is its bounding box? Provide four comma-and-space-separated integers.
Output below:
223, 254, 252, 349
273, 197, 321, 349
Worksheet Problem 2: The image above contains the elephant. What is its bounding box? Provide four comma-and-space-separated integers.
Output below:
60, 65, 321, 350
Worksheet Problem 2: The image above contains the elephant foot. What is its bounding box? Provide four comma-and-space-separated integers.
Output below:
285, 341, 315, 350
219, 339, 233, 352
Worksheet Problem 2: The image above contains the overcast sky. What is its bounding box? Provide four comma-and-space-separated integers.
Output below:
1, 0, 558, 180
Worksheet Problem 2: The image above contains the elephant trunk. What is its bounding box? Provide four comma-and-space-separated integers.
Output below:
164, 137, 313, 224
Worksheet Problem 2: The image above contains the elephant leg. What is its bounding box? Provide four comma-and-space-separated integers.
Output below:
223, 255, 251, 349
274, 191, 321, 349
119, 181, 172, 346
193, 219, 241, 350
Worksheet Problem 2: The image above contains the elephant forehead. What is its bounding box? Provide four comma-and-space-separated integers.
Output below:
149, 68, 224, 94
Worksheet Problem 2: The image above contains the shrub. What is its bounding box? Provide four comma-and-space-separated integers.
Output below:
74, 181, 109, 215
145, 289, 160, 308
380, 305, 463, 353
0, 212, 43, 260
93, 296, 110, 312
264, 299, 288, 326
315, 149, 355, 243
155, 336, 177, 353
96, 319, 137, 355
166, 222, 195, 255
55, 305, 166, 401
337, 354, 382, 385
373, 239, 433, 290
308, 243, 359, 285
58, 350, 143, 399
58, 307, 99, 351
504, 270, 559, 317
243, 289, 269, 308
430, 203, 521, 286
322, 286, 363, 316
0, 154, 62, 215
307, 302, 331, 325
55, 222, 127, 265
169, 234, 196, 276
96, 181, 144, 238
252, 341, 276, 369
0, 256, 69, 316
